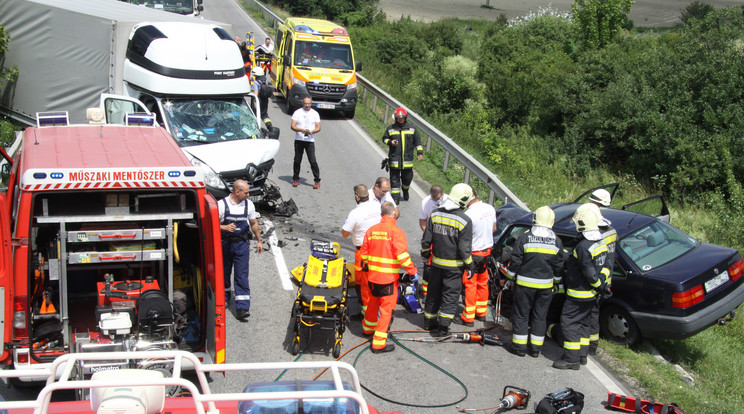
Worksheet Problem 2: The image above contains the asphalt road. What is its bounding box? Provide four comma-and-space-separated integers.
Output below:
201, 1, 631, 413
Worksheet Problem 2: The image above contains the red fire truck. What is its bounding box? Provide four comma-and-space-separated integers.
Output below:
0, 111, 226, 384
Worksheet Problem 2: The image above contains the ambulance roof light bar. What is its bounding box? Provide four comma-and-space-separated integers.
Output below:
125, 112, 157, 127
36, 112, 69, 128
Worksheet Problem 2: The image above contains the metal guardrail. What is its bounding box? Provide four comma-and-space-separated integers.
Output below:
247, 0, 528, 210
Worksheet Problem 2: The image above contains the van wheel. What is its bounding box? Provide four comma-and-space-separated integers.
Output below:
600, 305, 640, 345
285, 90, 295, 114
344, 108, 355, 119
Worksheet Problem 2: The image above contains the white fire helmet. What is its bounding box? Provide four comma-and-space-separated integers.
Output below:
449, 183, 474, 208
572, 203, 601, 233
589, 188, 612, 207
251, 66, 265, 77
533, 206, 555, 228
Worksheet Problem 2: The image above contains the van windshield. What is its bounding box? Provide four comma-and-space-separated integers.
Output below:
160, 98, 262, 146
293, 41, 353, 69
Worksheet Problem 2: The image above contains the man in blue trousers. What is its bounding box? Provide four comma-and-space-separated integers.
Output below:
219, 179, 264, 320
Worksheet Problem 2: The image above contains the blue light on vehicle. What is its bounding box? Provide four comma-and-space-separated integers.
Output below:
168, 171, 181, 178
50, 172, 63, 179
33, 172, 47, 179
184, 170, 197, 177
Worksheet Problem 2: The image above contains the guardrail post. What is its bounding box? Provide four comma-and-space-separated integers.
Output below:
464, 169, 471, 185
372, 96, 378, 112
426, 136, 432, 152
443, 152, 450, 171
384, 106, 389, 123
488, 191, 495, 205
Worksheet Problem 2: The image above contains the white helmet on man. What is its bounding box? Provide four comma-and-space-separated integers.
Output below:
251, 66, 265, 77
533, 206, 555, 228
589, 188, 612, 207
449, 183, 474, 208
572, 203, 601, 233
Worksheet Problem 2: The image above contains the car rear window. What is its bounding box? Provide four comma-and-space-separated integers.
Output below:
619, 221, 698, 271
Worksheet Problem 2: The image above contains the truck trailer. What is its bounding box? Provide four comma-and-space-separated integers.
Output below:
0, 110, 226, 382
0, 0, 280, 201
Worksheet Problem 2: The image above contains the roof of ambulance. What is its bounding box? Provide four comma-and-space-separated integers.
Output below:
20, 124, 192, 170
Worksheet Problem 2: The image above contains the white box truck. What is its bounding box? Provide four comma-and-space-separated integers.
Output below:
0, 0, 280, 201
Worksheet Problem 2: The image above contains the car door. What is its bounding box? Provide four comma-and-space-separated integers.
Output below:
99, 94, 150, 125
622, 195, 670, 223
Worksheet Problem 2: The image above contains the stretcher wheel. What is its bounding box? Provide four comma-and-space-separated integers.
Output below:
332, 340, 342, 358
291, 337, 301, 355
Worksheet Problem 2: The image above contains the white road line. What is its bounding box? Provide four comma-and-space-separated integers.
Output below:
263, 219, 294, 291
587, 357, 626, 394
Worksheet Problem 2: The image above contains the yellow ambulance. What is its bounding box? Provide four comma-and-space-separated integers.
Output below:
271, 18, 361, 118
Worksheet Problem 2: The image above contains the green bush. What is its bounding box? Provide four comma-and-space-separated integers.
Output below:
681, 1, 715, 25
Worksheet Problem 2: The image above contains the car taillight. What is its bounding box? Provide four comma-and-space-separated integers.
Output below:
672, 285, 704, 309
13, 296, 28, 337
729, 259, 744, 281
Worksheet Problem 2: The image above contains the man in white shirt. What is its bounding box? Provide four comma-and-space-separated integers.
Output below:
342, 184, 382, 316
418, 184, 447, 299
370, 176, 398, 219
453, 189, 497, 327
255, 37, 274, 55
419, 185, 447, 231
290, 96, 321, 188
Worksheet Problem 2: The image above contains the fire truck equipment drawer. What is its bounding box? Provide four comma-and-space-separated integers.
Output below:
67, 228, 166, 242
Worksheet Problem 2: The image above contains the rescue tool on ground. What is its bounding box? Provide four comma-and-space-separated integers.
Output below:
458, 385, 530, 413
451, 331, 502, 346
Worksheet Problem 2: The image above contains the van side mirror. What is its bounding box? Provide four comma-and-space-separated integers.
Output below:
355, 61, 362, 72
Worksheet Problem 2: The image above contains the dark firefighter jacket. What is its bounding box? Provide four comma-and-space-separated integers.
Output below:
507, 227, 565, 289
422, 207, 474, 271
564, 236, 607, 301
382, 121, 423, 169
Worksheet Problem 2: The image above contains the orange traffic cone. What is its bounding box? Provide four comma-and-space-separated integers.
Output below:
40, 291, 56, 314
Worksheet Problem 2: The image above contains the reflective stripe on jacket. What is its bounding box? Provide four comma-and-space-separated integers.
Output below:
361, 215, 417, 284
422, 207, 473, 270
508, 227, 564, 289
382, 122, 423, 169
565, 238, 607, 301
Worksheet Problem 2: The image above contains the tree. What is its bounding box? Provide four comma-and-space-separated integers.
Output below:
1, 24, 18, 84
572, 0, 633, 49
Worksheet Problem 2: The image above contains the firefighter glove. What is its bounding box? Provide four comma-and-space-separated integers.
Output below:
361, 261, 369, 272
380, 158, 390, 172
466, 269, 474, 280
410, 273, 419, 283
420, 247, 431, 259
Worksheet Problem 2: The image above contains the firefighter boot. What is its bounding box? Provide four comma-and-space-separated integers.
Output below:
402, 189, 409, 201
552, 359, 580, 370
371, 343, 395, 354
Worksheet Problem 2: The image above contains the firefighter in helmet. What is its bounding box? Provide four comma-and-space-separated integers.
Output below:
421, 183, 474, 337
503, 206, 564, 358
381, 107, 423, 204
553, 204, 608, 370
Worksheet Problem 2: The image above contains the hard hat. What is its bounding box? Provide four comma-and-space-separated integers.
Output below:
251, 67, 265, 77
449, 183, 474, 208
572, 203, 600, 233
589, 188, 612, 207
394, 107, 408, 119
533, 206, 555, 228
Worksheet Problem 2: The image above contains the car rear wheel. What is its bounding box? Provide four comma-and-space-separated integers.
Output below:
600, 305, 640, 345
